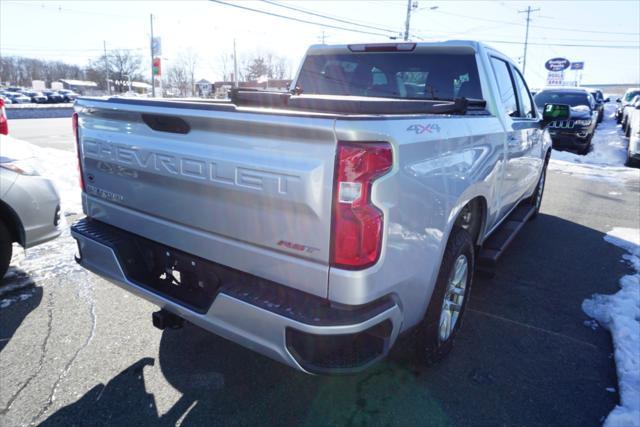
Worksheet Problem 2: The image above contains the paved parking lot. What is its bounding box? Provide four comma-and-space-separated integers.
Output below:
1, 118, 638, 426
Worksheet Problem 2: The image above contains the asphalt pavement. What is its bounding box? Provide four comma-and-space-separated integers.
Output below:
1, 118, 638, 426
8, 118, 75, 151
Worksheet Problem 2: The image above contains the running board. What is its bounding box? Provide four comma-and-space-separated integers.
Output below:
479, 203, 536, 273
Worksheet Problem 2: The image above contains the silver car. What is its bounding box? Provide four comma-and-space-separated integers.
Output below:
0, 135, 61, 278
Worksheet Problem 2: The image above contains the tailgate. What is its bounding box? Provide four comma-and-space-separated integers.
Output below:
76, 99, 337, 298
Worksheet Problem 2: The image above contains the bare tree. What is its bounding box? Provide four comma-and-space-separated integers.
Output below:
0, 56, 83, 87
164, 50, 199, 97
106, 50, 143, 93
165, 63, 189, 96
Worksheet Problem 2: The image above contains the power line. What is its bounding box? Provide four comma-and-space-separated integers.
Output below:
1, 46, 145, 52
480, 39, 639, 49
431, 9, 640, 36
260, 0, 400, 35
6, 1, 141, 20
209, 0, 394, 38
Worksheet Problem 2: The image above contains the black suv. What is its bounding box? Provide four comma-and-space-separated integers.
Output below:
589, 89, 609, 123
534, 88, 598, 154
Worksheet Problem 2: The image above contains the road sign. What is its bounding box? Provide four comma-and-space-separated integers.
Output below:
152, 57, 161, 76
570, 62, 585, 70
546, 71, 564, 86
545, 58, 571, 72
151, 37, 162, 56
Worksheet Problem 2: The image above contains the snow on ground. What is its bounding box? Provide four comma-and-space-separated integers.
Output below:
549, 103, 640, 183
583, 227, 640, 427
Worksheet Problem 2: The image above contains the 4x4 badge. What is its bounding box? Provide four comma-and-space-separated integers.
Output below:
407, 124, 441, 134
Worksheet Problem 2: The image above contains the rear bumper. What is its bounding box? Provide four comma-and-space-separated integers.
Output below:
71, 218, 402, 374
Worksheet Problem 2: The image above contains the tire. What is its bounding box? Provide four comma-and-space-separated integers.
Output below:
529, 159, 548, 219
416, 227, 474, 365
0, 220, 12, 280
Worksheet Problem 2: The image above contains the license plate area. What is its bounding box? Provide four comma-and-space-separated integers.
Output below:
115, 234, 225, 313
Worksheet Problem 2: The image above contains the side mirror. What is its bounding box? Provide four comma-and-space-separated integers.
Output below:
616, 98, 622, 103
604, 97, 610, 103
541, 103, 570, 126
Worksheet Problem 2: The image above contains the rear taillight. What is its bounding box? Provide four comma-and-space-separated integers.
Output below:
72, 112, 85, 191
331, 141, 392, 269
0, 100, 8, 135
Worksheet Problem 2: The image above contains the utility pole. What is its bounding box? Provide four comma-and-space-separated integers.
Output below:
233, 38, 238, 88
403, 0, 412, 41
321, 30, 326, 44
518, 6, 540, 77
103, 40, 110, 95
150, 13, 155, 97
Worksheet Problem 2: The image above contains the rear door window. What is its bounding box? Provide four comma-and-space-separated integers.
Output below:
490, 57, 518, 117
511, 67, 535, 119
296, 52, 482, 100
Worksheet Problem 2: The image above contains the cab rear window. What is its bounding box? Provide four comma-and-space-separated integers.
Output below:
296, 52, 482, 100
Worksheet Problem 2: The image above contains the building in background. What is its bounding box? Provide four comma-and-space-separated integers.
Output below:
58, 79, 99, 95
213, 79, 293, 99
196, 79, 213, 97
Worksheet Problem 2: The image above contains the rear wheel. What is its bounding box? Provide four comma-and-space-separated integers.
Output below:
529, 158, 548, 219
0, 220, 12, 280
417, 227, 474, 365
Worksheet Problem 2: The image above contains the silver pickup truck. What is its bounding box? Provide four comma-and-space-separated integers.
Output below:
71, 41, 568, 374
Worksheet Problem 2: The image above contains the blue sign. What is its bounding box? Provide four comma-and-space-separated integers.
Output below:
545, 58, 571, 72
571, 62, 585, 70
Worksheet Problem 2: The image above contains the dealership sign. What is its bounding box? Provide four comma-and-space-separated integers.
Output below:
546, 71, 564, 86
545, 58, 571, 72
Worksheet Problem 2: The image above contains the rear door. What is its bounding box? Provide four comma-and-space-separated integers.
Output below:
489, 56, 527, 219
510, 64, 544, 197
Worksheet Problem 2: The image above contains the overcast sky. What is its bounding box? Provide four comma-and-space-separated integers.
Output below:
1, 0, 639, 88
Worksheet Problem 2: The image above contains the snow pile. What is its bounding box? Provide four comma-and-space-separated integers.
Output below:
549, 103, 640, 183
583, 227, 640, 427
35, 146, 82, 217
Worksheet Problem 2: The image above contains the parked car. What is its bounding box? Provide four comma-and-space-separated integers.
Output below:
615, 88, 640, 124
589, 89, 608, 123
6, 87, 24, 93
534, 87, 598, 154
42, 90, 65, 103
4, 92, 31, 104
626, 100, 640, 167
0, 99, 8, 135
71, 41, 570, 374
23, 90, 48, 104
0, 134, 61, 278
57, 89, 79, 102
0, 94, 12, 105
621, 94, 640, 135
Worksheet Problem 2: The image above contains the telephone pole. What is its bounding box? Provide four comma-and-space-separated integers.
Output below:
403, 0, 412, 41
103, 41, 110, 95
518, 6, 540, 77
233, 38, 238, 88
150, 14, 155, 97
